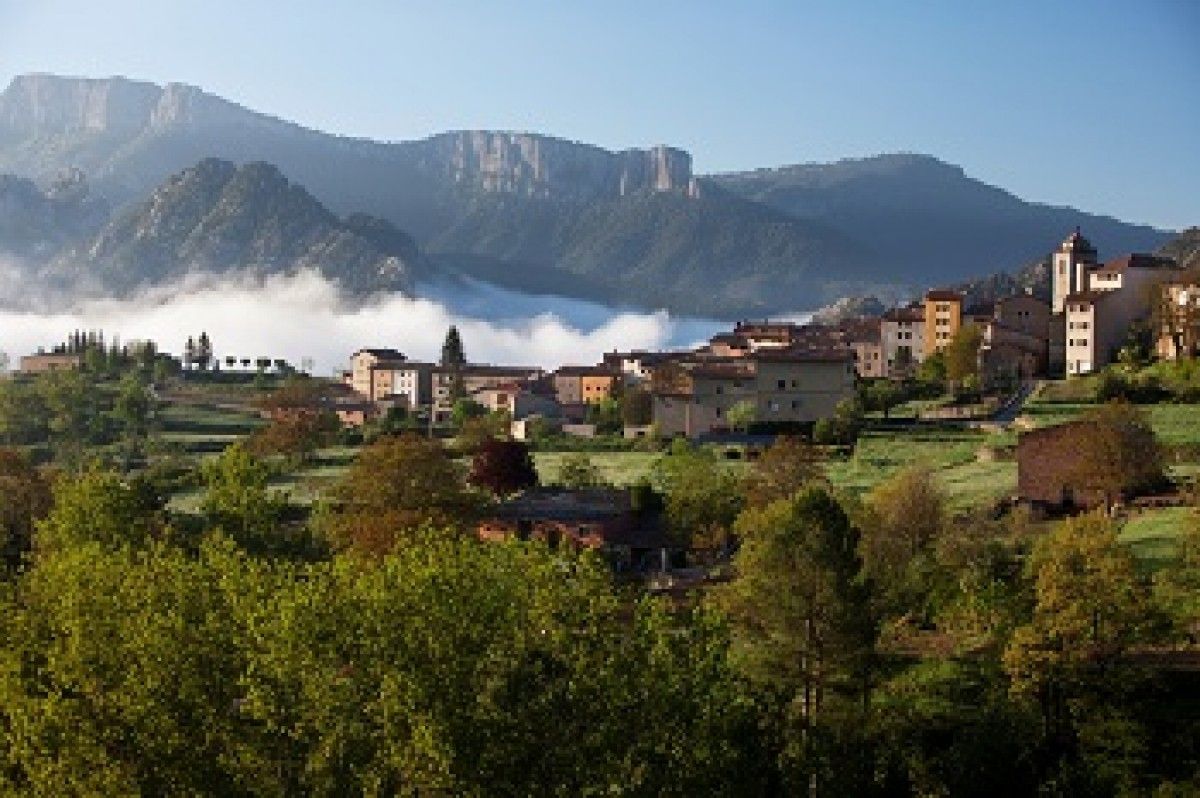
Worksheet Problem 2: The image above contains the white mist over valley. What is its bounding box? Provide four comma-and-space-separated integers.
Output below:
0, 269, 732, 372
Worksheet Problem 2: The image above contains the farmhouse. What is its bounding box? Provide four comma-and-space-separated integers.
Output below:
477, 487, 668, 568
18, 352, 82, 373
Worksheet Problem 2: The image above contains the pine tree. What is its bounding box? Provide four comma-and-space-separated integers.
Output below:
441, 326, 466, 368
197, 332, 212, 371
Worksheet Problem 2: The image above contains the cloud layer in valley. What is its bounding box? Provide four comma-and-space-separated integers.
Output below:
0, 270, 725, 374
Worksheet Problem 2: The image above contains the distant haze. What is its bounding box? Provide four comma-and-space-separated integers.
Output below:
0, 270, 727, 373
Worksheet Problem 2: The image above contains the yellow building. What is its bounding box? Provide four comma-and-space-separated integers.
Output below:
923, 290, 963, 357
553, 366, 621, 405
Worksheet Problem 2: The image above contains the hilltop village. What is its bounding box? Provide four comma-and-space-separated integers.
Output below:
5, 227, 1200, 793
334, 229, 1196, 439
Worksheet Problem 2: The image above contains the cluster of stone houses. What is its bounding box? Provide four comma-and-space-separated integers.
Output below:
344, 324, 861, 439
783, 284, 1052, 390
824, 229, 1195, 385
342, 229, 1196, 438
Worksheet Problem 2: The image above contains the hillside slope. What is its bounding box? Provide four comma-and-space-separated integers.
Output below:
43, 159, 417, 297
1159, 227, 1200, 272
711, 155, 1170, 287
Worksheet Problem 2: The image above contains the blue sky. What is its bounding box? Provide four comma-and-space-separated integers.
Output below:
1, 0, 1197, 229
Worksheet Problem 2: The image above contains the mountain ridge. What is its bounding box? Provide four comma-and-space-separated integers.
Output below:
0, 73, 1176, 316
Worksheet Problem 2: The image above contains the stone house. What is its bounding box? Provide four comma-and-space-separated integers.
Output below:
349, 348, 408, 400
431, 364, 544, 410
651, 348, 857, 438
839, 318, 886, 379
1155, 280, 1200, 360
977, 294, 1051, 386
602, 351, 679, 386
881, 305, 925, 377
1047, 228, 1181, 376
470, 383, 561, 420
477, 487, 668, 569
552, 365, 621, 405
360, 361, 437, 408
1016, 422, 1104, 512
331, 399, 378, 428
1064, 254, 1181, 375
18, 352, 83, 374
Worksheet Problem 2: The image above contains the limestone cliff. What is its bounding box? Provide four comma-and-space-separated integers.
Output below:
410, 131, 695, 201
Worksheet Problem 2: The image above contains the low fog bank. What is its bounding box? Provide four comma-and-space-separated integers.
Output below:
0, 269, 728, 373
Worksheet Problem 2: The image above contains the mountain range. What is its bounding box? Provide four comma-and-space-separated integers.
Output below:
0, 73, 1179, 316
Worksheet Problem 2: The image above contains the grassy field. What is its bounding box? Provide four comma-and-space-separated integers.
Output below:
824, 426, 1016, 511
1120, 506, 1194, 571
533, 451, 665, 486
1021, 384, 1200, 445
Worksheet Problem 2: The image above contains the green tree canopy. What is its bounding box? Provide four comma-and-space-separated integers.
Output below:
199, 443, 294, 554
653, 443, 745, 550
322, 434, 480, 554
718, 486, 876, 791
744, 435, 822, 508
557, 451, 602, 488
944, 324, 983, 388
36, 466, 167, 553
440, 325, 466, 368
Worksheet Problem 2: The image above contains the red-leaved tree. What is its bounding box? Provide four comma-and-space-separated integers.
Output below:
469, 439, 539, 498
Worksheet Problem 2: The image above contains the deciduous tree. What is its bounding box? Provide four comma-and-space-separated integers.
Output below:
36, 467, 167, 552
468, 439, 538, 497
322, 434, 479, 554
719, 486, 876, 792
621, 387, 653, 426
944, 324, 983, 389
199, 444, 293, 553
654, 442, 745, 550
744, 436, 822, 508
0, 448, 52, 571
1002, 513, 1156, 793
1070, 401, 1164, 509
726, 399, 757, 432
557, 452, 602, 488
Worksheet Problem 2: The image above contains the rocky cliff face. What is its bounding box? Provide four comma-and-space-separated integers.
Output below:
0, 168, 109, 258
0, 74, 161, 138
408, 131, 695, 201
0, 74, 297, 139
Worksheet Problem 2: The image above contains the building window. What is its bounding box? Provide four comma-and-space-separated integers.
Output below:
777, 379, 786, 390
